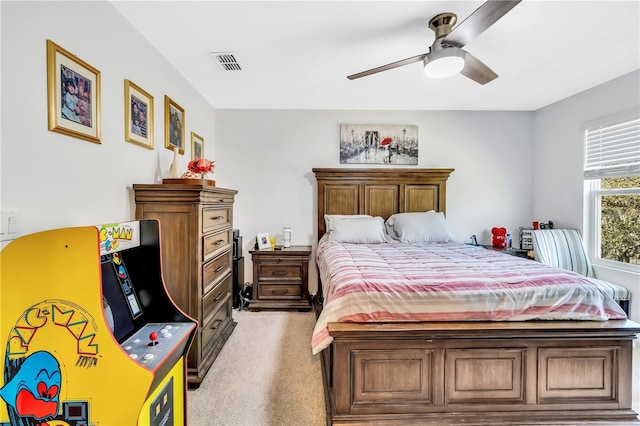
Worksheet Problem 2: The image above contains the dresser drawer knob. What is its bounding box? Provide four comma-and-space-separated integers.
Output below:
211, 319, 222, 330
214, 239, 225, 246
211, 215, 224, 221
271, 271, 288, 276
214, 265, 225, 273
214, 291, 225, 301
271, 289, 289, 295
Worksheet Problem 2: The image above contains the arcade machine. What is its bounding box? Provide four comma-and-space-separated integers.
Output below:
0, 220, 197, 426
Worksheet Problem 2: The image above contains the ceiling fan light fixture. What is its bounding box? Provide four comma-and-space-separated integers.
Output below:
423, 48, 465, 79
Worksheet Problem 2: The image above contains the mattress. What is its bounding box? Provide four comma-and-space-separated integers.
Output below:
312, 236, 627, 354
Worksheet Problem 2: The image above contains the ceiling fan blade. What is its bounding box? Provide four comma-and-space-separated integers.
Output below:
460, 51, 498, 85
444, 0, 521, 48
347, 53, 427, 80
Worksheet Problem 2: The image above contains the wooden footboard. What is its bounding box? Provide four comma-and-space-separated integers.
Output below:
320, 320, 640, 425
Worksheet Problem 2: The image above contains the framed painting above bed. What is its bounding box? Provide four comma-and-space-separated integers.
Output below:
339, 124, 418, 165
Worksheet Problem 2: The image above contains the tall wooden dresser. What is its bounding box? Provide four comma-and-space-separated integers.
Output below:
133, 182, 237, 388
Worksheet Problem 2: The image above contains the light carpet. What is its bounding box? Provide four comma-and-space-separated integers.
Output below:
187, 310, 325, 426
188, 310, 640, 426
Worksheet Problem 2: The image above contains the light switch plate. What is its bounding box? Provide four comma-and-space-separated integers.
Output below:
0, 209, 20, 242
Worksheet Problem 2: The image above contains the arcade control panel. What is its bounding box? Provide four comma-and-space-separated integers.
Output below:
121, 322, 194, 370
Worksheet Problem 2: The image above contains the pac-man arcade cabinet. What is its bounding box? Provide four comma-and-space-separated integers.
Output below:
0, 220, 197, 426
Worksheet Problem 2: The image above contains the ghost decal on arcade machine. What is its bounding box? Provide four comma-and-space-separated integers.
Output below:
0, 220, 196, 426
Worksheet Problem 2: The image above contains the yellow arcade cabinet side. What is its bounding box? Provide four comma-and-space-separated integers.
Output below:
0, 220, 197, 426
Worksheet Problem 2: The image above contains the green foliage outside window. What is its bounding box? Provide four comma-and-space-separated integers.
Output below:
600, 176, 640, 265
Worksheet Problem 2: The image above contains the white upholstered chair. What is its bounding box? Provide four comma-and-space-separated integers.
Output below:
531, 228, 630, 315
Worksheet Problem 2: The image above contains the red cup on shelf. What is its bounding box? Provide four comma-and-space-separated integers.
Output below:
533, 221, 539, 230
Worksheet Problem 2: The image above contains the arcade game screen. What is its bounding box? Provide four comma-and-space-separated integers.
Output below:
101, 252, 144, 342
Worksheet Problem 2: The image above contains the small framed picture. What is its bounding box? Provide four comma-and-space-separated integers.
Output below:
164, 95, 185, 154
191, 132, 204, 160
46, 39, 101, 143
256, 232, 271, 250
124, 80, 154, 149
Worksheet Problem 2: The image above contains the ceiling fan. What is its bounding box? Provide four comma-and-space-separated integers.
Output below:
347, 0, 521, 84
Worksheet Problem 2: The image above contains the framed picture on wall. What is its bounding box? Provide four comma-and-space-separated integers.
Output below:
46, 39, 101, 143
339, 124, 418, 165
164, 95, 185, 154
191, 132, 204, 160
124, 80, 154, 149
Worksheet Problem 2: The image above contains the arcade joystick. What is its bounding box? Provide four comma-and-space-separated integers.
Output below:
148, 331, 159, 346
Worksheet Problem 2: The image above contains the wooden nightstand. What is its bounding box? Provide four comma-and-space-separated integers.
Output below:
249, 245, 312, 311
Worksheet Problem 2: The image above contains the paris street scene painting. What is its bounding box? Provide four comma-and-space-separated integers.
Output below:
340, 124, 418, 164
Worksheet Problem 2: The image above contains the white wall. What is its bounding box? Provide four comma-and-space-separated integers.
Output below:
0, 1, 215, 247
533, 70, 640, 321
215, 110, 534, 291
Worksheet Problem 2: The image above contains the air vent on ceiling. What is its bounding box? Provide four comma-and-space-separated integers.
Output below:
210, 52, 242, 71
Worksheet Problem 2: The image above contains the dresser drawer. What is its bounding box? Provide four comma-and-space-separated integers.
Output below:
203, 250, 231, 295
200, 300, 231, 358
258, 284, 302, 299
257, 263, 302, 282
202, 273, 231, 325
202, 207, 231, 233
203, 229, 231, 261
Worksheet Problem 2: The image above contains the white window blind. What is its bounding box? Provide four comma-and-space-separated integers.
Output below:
584, 117, 640, 179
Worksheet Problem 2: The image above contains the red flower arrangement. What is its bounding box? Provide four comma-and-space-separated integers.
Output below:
187, 158, 214, 177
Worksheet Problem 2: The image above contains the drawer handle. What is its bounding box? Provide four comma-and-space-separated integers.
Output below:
218, 199, 224, 203
211, 215, 224, 221
271, 271, 289, 276
271, 289, 289, 295
211, 319, 223, 330
214, 291, 225, 302
214, 265, 225, 273
277, 259, 282, 263
214, 239, 225, 246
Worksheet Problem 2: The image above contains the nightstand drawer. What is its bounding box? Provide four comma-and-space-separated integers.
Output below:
258, 284, 302, 299
257, 264, 302, 282
202, 207, 231, 233
203, 250, 231, 295
203, 229, 231, 261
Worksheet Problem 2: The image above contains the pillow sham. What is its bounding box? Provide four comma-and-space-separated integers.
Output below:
324, 214, 371, 233
384, 210, 435, 240
385, 211, 455, 243
327, 216, 392, 244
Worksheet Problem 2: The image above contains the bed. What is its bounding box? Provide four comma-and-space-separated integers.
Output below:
312, 167, 640, 425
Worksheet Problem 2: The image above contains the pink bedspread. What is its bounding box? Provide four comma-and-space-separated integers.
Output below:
311, 237, 627, 354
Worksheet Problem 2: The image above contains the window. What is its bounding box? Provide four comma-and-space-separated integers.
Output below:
584, 115, 640, 269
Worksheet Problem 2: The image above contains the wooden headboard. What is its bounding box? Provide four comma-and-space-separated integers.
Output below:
313, 168, 454, 239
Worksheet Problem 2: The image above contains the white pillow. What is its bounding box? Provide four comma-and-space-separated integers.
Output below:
385, 211, 455, 243
324, 214, 371, 232
327, 216, 392, 244
384, 210, 435, 240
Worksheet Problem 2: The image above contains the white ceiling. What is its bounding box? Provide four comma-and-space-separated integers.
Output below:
112, 0, 640, 111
